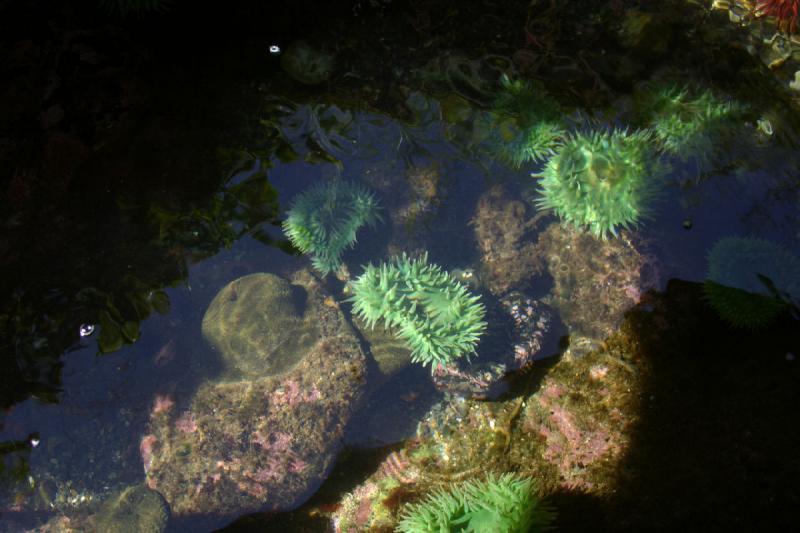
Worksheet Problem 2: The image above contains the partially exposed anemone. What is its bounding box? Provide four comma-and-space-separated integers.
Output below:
396, 473, 555, 533
534, 128, 663, 239
282, 180, 382, 275
348, 253, 486, 370
495, 121, 566, 168
491, 75, 565, 168
633, 83, 746, 161
704, 237, 800, 329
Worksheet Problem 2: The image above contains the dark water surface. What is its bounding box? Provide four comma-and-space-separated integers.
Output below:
2, 0, 799, 531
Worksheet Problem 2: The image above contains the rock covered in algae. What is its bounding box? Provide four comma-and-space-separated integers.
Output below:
472, 185, 544, 296
94, 484, 169, 533
202, 272, 321, 379
326, 333, 641, 531
534, 222, 659, 348
144, 270, 368, 519
25, 485, 169, 533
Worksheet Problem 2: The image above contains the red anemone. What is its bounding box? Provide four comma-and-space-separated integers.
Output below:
757, 0, 800, 33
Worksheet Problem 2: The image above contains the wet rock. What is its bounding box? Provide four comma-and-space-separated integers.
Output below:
472, 185, 544, 296
327, 337, 642, 531
535, 222, 659, 344
145, 270, 368, 519
352, 315, 412, 377
201, 272, 321, 379
95, 484, 169, 533
432, 294, 556, 399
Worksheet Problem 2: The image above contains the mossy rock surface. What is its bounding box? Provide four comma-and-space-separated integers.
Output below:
202, 273, 321, 379
95, 484, 169, 533
147, 270, 369, 520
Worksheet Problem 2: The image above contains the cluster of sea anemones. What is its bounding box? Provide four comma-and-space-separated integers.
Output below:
633, 83, 746, 162
755, 0, 800, 33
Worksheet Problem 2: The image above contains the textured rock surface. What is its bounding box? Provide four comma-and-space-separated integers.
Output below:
535, 223, 658, 345
472, 185, 544, 295
352, 315, 412, 377
145, 270, 368, 518
95, 484, 169, 533
202, 272, 321, 379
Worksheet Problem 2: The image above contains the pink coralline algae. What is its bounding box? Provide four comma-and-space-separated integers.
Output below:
288, 458, 308, 474
534, 388, 620, 489
251, 429, 293, 452
270, 379, 322, 407
151, 394, 175, 415
174, 412, 197, 433
247, 430, 307, 478
247, 460, 284, 483
140, 434, 158, 476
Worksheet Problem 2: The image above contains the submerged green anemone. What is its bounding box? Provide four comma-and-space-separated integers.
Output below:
534, 128, 662, 239
282, 180, 382, 275
634, 83, 746, 160
396, 473, 555, 533
491, 75, 565, 167
704, 237, 800, 329
348, 253, 486, 370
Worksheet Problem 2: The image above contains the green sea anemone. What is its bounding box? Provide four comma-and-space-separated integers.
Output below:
634, 83, 746, 160
348, 253, 486, 370
395, 473, 555, 533
282, 180, 382, 275
534, 128, 662, 239
491, 75, 565, 167
704, 237, 800, 329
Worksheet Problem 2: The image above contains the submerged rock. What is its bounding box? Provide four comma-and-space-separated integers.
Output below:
95, 484, 169, 533
145, 270, 368, 519
432, 295, 557, 399
21, 484, 169, 533
202, 272, 321, 379
472, 185, 544, 296
352, 315, 412, 377
535, 222, 659, 347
